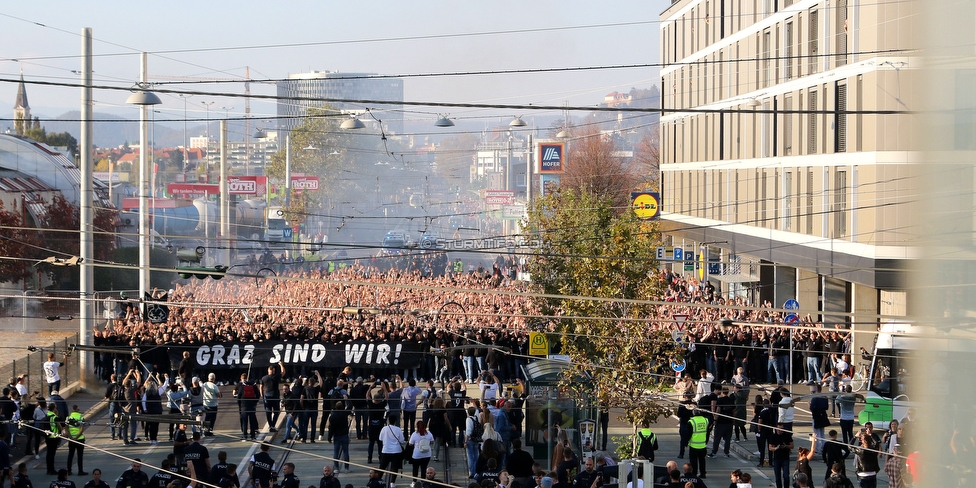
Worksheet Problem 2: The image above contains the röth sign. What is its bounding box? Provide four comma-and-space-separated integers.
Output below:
228, 180, 256, 194
538, 142, 565, 174
291, 176, 320, 190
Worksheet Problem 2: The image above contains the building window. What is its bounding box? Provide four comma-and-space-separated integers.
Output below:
809, 10, 819, 75
784, 170, 793, 231
761, 170, 768, 225
785, 22, 794, 81
808, 89, 818, 154
762, 29, 771, 88
784, 95, 793, 155
835, 82, 848, 153
834, 169, 848, 238
806, 169, 815, 234
836, 0, 849, 67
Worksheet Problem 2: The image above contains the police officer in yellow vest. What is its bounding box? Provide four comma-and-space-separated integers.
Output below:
45, 402, 61, 475
66, 404, 87, 475
687, 409, 709, 479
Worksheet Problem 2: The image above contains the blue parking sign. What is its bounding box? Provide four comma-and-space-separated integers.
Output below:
673, 247, 683, 261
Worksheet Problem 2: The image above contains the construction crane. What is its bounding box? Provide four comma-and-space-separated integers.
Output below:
150, 67, 273, 175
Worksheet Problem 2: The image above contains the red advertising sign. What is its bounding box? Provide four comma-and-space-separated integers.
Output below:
485, 190, 515, 205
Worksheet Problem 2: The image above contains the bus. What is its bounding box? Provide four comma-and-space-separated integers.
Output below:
857, 321, 976, 425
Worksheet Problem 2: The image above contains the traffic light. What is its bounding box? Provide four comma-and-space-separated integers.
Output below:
178, 265, 228, 280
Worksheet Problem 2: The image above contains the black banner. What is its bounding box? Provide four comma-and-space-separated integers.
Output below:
173, 342, 426, 371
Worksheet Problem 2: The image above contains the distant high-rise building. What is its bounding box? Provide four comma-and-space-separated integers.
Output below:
276, 70, 403, 134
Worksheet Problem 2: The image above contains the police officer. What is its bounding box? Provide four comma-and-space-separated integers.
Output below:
248, 443, 275, 488
278, 463, 299, 488
687, 409, 709, 479
44, 403, 61, 475
116, 459, 149, 488
83, 469, 110, 488
12, 463, 32, 488
50, 469, 76, 488
65, 405, 87, 475
147, 461, 175, 488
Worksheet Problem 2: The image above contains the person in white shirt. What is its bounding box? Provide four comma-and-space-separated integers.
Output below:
408, 420, 435, 479
378, 414, 406, 487
480, 371, 500, 401
43, 352, 66, 394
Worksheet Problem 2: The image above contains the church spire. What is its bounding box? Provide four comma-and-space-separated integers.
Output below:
13, 70, 30, 135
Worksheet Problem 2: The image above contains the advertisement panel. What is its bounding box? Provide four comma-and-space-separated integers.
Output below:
538, 142, 565, 174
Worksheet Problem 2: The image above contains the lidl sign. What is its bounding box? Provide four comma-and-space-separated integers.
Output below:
538, 142, 565, 174
630, 192, 661, 220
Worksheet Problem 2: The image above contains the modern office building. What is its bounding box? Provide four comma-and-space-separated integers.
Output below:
276, 70, 403, 134
659, 0, 915, 328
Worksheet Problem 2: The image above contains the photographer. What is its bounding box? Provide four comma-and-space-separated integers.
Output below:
480, 370, 500, 401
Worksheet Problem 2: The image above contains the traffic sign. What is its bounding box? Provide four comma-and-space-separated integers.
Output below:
282, 228, 293, 238
673, 314, 689, 330
784, 299, 800, 311
785, 313, 799, 324
656, 247, 666, 260
528, 332, 549, 356
673, 247, 684, 261
671, 329, 684, 343
670, 359, 686, 372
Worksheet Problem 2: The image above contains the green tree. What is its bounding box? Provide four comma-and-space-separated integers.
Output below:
523, 187, 677, 432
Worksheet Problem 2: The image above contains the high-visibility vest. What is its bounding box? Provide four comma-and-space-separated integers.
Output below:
688, 415, 708, 449
46, 410, 60, 438
66, 411, 85, 440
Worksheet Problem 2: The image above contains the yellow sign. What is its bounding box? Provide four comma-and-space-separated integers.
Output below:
697, 248, 706, 281
528, 332, 549, 356
630, 192, 660, 220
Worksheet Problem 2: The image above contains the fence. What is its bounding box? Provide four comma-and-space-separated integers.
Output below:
5, 333, 81, 396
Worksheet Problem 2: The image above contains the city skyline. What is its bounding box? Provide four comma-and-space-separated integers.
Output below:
0, 1, 664, 133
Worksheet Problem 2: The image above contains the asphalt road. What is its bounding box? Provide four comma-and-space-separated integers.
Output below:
14, 382, 889, 488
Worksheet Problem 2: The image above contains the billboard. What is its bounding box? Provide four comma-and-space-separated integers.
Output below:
538, 142, 565, 174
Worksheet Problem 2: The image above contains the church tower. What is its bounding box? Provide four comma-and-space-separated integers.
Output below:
13, 71, 30, 135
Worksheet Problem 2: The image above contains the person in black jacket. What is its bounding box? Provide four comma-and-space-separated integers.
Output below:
327, 401, 353, 472
116, 460, 149, 488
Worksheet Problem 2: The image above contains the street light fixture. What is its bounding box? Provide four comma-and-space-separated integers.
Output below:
434, 115, 455, 127
509, 116, 527, 127
340, 116, 366, 130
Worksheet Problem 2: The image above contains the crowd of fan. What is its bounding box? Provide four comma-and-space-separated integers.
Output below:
90, 262, 856, 390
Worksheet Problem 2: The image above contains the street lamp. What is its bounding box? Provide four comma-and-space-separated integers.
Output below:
201, 101, 215, 171
434, 115, 455, 127
179, 94, 192, 179
126, 53, 161, 316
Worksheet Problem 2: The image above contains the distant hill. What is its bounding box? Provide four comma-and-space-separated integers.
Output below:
45, 111, 209, 149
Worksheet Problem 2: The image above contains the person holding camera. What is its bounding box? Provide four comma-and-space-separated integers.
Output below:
480, 371, 500, 401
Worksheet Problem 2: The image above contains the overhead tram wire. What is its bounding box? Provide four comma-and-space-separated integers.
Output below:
0, 77, 911, 117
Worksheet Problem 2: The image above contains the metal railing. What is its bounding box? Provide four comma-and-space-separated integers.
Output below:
5, 333, 81, 396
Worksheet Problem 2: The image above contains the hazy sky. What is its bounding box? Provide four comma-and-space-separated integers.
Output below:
1, 1, 663, 133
